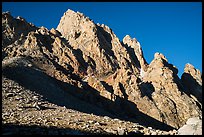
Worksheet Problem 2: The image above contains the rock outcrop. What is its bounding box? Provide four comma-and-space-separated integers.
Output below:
141, 53, 201, 128
2, 9, 202, 134
181, 63, 202, 104
56, 9, 143, 78
177, 117, 202, 135
2, 12, 37, 49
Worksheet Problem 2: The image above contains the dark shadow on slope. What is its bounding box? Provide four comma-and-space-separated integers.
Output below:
161, 58, 186, 93
121, 42, 141, 69
86, 56, 96, 70
100, 81, 114, 94
2, 65, 175, 131
96, 25, 119, 70
74, 49, 89, 73
2, 123, 95, 135
96, 25, 113, 54
139, 82, 155, 101
119, 82, 128, 100
2, 65, 110, 117
181, 73, 202, 104
162, 58, 178, 75
2, 123, 143, 135
35, 33, 54, 53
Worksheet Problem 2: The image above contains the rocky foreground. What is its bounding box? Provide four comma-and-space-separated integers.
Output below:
2, 76, 177, 135
2, 9, 202, 135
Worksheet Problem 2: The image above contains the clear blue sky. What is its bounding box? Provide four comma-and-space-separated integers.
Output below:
2, 2, 202, 78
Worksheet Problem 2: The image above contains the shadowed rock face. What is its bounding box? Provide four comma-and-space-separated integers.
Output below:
2, 12, 37, 49
181, 63, 202, 104
2, 9, 202, 130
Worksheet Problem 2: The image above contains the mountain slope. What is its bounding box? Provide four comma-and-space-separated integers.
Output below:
2, 9, 202, 134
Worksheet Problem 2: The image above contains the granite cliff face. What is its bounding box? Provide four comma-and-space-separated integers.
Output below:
2, 9, 202, 134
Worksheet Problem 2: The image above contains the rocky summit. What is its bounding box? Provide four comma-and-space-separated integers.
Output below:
2, 9, 202, 135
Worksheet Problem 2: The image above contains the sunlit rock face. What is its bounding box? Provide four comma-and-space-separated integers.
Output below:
142, 53, 201, 128
2, 9, 202, 130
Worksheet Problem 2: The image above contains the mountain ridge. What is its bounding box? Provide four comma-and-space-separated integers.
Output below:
2, 9, 202, 135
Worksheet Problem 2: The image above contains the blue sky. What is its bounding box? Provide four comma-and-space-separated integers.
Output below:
2, 2, 202, 78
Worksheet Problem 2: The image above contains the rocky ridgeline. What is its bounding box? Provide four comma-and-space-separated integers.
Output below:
2, 9, 202, 135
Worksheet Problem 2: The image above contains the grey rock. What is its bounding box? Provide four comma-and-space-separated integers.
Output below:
117, 127, 126, 135
151, 131, 157, 135
186, 117, 201, 125
177, 117, 202, 135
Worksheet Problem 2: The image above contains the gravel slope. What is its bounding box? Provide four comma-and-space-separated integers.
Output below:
2, 76, 178, 135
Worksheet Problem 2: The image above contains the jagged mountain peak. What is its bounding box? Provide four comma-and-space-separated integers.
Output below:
154, 52, 167, 61
148, 52, 178, 74
56, 9, 148, 77
123, 35, 139, 46
65, 9, 86, 17
2, 10, 202, 134
2, 11, 37, 49
57, 9, 96, 39
184, 63, 202, 77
